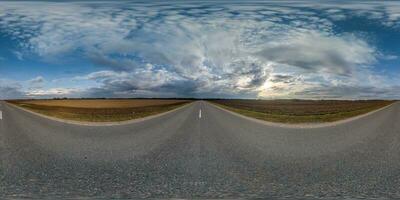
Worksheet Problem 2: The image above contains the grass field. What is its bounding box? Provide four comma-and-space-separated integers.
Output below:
8, 99, 191, 122
210, 99, 395, 123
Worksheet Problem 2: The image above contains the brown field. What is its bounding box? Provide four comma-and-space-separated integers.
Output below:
210, 99, 395, 123
14, 99, 189, 108
8, 99, 191, 122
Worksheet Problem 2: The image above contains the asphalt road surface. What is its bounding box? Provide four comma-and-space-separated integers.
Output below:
1, 100, 400, 199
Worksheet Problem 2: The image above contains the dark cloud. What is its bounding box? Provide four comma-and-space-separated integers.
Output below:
270, 75, 295, 83
83, 79, 199, 98
0, 85, 25, 100
28, 76, 45, 84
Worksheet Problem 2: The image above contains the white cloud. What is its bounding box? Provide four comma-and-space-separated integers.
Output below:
27, 88, 80, 97
256, 31, 376, 75
13, 51, 24, 60
380, 54, 398, 60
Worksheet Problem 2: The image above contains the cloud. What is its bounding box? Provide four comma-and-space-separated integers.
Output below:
28, 76, 45, 84
256, 31, 376, 76
0, 86, 25, 100
0, 1, 399, 99
26, 76, 46, 91
270, 74, 297, 84
380, 54, 398, 60
0, 79, 25, 99
26, 88, 80, 97
13, 51, 24, 60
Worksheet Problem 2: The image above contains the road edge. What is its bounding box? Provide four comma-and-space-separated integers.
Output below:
5, 101, 193, 126
207, 101, 396, 129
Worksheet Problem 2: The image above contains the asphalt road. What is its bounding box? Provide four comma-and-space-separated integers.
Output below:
1, 100, 400, 199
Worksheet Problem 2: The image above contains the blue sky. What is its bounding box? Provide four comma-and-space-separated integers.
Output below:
0, 1, 399, 99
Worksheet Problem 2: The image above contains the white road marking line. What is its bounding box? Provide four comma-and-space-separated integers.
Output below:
0, 111, 2, 120
199, 109, 202, 119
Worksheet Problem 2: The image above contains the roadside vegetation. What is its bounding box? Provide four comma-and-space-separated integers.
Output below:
7, 99, 191, 122
210, 99, 395, 124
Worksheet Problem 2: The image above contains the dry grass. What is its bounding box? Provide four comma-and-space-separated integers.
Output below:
8, 99, 191, 122
210, 99, 395, 123
17, 99, 187, 108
